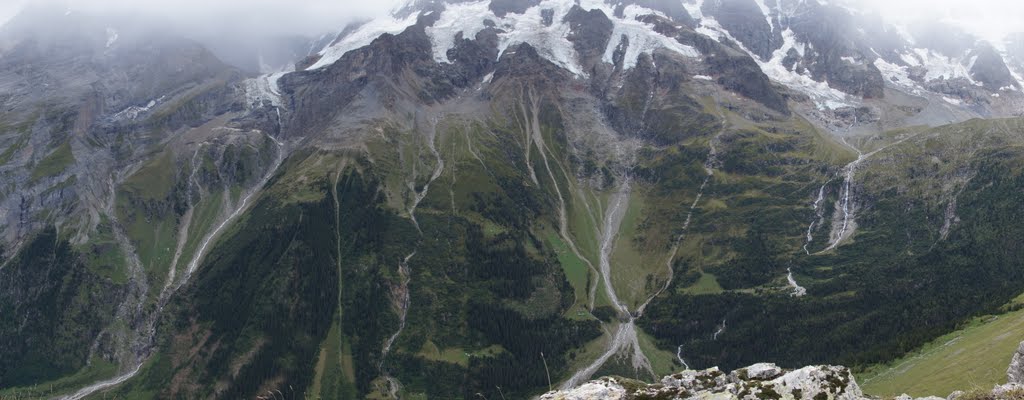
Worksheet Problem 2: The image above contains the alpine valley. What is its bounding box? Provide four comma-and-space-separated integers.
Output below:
2, 0, 1024, 399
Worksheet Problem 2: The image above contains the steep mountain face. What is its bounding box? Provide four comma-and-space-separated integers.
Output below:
1, 1, 1024, 399
685, 0, 1024, 122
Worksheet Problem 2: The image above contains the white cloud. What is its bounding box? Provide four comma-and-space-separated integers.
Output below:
0, 0, 28, 27
849, 0, 1024, 43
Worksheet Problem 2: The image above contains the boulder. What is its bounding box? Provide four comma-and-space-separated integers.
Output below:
1008, 341, 1024, 384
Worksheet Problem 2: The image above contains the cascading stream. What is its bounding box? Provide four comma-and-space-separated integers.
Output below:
802, 181, 829, 255
820, 134, 921, 253
712, 319, 726, 340
380, 251, 416, 368
379, 113, 446, 396
661, 108, 728, 367
786, 267, 807, 297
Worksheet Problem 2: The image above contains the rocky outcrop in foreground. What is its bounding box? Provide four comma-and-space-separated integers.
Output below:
545, 342, 1024, 400
542, 363, 866, 400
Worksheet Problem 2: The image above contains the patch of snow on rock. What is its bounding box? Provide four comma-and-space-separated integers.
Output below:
495, 0, 588, 77
111, 97, 163, 122
874, 58, 922, 94
601, 5, 699, 69
243, 71, 288, 108
910, 48, 975, 83
425, 1, 491, 63
310, 14, 420, 70
761, 29, 853, 110
425, 0, 697, 77
683, 0, 706, 20
694, 17, 851, 110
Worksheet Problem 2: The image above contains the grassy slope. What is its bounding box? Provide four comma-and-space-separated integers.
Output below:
860, 300, 1024, 397
30, 141, 75, 181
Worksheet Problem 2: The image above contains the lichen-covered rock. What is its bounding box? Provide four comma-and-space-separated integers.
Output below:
1007, 341, 1024, 384
543, 364, 867, 400
738, 363, 784, 381
540, 378, 626, 400
992, 383, 1024, 397
896, 395, 944, 400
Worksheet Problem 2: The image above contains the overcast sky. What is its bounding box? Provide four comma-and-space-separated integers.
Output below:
0, 0, 405, 36
852, 0, 1024, 44
0, 0, 1021, 42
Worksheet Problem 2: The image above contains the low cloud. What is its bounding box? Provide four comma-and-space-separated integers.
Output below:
2, 0, 405, 37
2, 0, 1022, 46
850, 0, 1023, 43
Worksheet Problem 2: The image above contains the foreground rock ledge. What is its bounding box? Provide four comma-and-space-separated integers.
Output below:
542, 362, 1024, 400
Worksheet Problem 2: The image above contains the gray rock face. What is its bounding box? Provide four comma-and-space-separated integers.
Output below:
565, 6, 614, 70
701, 0, 782, 61
969, 44, 1019, 91
1008, 341, 1024, 384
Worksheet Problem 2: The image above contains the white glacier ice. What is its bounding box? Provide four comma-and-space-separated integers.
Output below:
422, 0, 697, 77
309, 14, 421, 70
425, 1, 492, 63
601, 5, 699, 70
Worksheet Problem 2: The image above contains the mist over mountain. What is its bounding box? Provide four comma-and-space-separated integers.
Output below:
1, 1, 1024, 399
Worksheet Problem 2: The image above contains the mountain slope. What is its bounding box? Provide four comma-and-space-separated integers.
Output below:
1, 1, 1024, 399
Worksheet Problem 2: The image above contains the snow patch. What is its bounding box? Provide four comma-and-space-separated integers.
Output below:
762, 29, 853, 109
105, 28, 118, 48
942, 96, 962, 105
111, 98, 162, 122
494, 0, 587, 77
425, 1, 491, 63
693, 74, 713, 81
243, 71, 288, 108
682, 0, 705, 20
424, 0, 697, 77
900, 52, 921, 67
601, 5, 699, 70
1000, 51, 1024, 89
694, 16, 851, 109
910, 48, 975, 83
310, 14, 420, 70
873, 58, 922, 94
